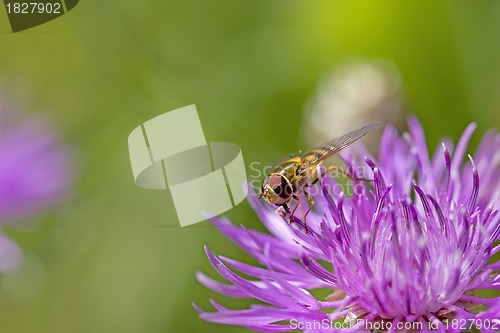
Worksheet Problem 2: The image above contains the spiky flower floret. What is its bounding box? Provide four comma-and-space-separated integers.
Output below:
195, 118, 500, 333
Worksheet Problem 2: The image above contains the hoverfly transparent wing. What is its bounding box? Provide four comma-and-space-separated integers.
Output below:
297, 122, 380, 175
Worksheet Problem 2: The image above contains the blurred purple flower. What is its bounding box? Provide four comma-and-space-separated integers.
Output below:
0, 102, 73, 271
195, 118, 500, 332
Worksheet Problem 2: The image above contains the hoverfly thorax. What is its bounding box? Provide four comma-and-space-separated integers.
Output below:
259, 173, 294, 205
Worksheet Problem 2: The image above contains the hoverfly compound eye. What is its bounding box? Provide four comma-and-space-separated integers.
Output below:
268, 174, 293, 199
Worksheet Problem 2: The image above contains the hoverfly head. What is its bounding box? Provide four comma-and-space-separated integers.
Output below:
259, 174, 293, 205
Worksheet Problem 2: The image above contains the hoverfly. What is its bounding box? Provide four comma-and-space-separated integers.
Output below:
259, 122, 380, 231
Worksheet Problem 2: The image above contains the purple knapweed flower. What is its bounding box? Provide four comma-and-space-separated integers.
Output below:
0, 101, 73, 271
194, 118, 500, 332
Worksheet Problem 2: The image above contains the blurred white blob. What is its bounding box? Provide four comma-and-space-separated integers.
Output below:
302, 59, 403, 150
1, 255, 47, 302
0, 234, 23, 272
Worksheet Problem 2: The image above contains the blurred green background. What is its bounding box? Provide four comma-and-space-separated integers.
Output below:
0, 1, 499, 332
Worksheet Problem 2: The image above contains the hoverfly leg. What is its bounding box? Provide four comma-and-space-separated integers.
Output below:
291, 194, 300, 218
280, 197, 301, 226
303, 191, 315, 234
275, 206, 287, 219
280, 204, 294, 224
